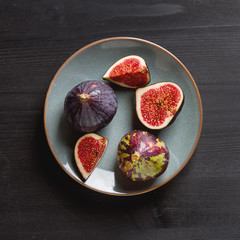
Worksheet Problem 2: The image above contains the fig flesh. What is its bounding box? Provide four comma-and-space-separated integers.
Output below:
136, 82, 184, 129
103, 55, 150, 88
118, 130, 169, 181
64, 80, 118, 133
74, 133, 108, 180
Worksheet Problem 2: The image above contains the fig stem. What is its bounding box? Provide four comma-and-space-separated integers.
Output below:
78, 93, 89, 102
132, 152, 140, 162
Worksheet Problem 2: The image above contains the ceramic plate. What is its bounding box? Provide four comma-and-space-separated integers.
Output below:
44, 37, 202, 196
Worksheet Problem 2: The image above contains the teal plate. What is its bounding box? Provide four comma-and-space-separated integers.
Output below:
44, 37, 203, 196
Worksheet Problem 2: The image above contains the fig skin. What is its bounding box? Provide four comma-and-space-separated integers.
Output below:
74, 133, 108, 180
136, 82, 184, 130
64, 80, 118, 133
103, 55, 151, 88
118, 130, 169, 182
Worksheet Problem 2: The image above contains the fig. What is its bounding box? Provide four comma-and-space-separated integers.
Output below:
136, 82, 184, 130
118, 130, 169, 182
74, 133, 108, 180
102, 55, 150, 88
64, 80, 118, 133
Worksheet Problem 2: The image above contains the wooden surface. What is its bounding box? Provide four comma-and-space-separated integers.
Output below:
0, 1, 240, 239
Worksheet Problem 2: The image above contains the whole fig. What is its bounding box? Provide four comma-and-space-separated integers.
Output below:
118, 130, 169, 181
64, 80, 118, 132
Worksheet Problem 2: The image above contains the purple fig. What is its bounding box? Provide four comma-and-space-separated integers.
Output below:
64, 80, 118, 132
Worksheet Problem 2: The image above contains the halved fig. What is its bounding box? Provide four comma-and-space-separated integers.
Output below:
103, 55, 150, 88
74, 133, 108, 180
136, 82, 184, 129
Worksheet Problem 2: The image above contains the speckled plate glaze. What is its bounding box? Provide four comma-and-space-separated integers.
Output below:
44, 37, 203, 196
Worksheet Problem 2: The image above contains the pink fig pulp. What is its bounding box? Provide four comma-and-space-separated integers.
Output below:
136, 82, 184, 129
74, 133, 108, 180
103, 55, 150, 88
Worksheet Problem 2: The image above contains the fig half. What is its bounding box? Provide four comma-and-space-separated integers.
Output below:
118, 130, 169, 181
74, 133, 108, 180
103, 55, 150, 88
136, 82, 184, 129
64, 80, 118, 133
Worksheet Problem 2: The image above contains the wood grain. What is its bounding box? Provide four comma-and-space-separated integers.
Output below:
0, 0, 240, 239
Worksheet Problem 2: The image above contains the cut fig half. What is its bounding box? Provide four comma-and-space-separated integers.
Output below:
74, 133, 108, 180
103, 55, 150, 88
136, 82, 184, 130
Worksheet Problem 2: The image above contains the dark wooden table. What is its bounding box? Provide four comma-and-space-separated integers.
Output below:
1, 1, 240, 239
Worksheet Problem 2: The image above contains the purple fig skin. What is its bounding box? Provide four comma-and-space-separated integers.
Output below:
64, 80, 118, 132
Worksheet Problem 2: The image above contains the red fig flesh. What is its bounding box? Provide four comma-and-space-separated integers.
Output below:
74, 133, 108, 180
103, 55, 150, 88
136, 82, 184, 129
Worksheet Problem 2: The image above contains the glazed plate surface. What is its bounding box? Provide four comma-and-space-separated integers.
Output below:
44, 37, 202, 196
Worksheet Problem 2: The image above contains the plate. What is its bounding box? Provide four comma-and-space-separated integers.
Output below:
44, 37, 202, 196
